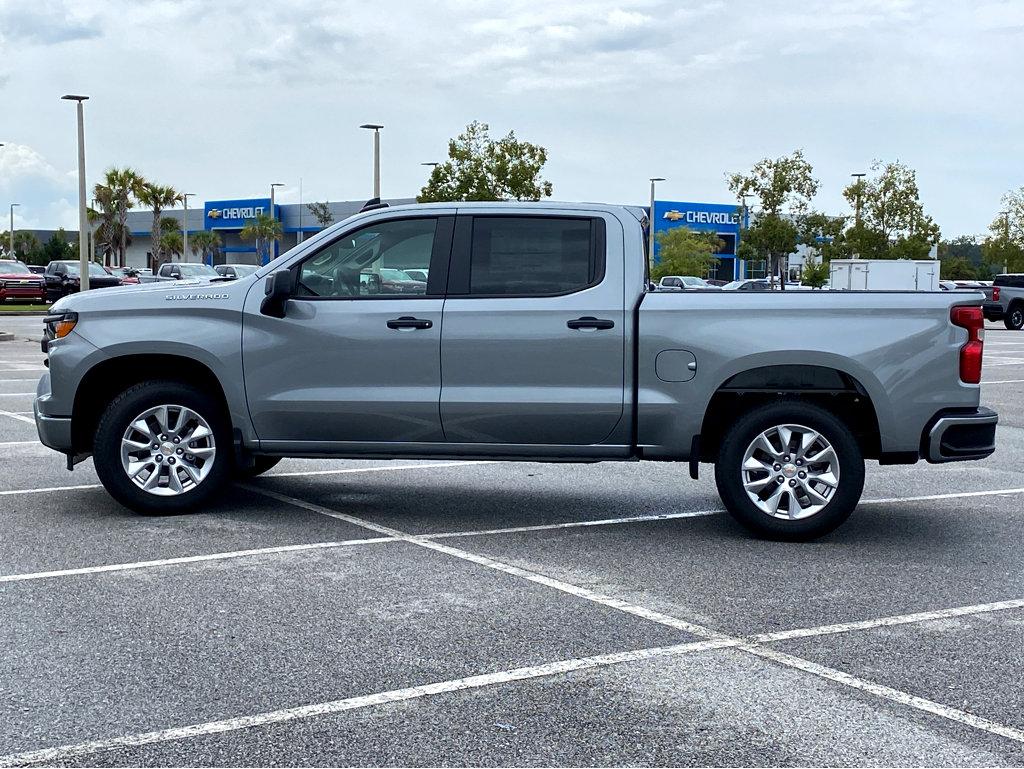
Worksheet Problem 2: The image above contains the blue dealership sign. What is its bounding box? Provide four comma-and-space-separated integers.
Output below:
651, 200, 745, 276
204, 198, 278, 230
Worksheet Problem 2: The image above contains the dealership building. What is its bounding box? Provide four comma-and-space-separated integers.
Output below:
120, 197, 414, 269
651, 200, 758, 281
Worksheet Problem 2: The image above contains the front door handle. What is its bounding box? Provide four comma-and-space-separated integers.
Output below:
567, 316, 614, 330
387, 316, 433, 330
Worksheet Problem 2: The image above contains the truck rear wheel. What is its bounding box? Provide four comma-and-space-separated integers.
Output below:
714, 401, 864, 540
1004, 304, 1024, 330
94, 380, 231, 515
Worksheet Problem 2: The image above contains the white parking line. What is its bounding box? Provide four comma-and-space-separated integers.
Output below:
249, 486, 1024, 748
0, 440, 38, 447
0, 378, 41, 383
426, 508, 723, 539
0, 638, 734, 767
983, 379, 1024, 385
0, 393, 35, 397
0, 410, 35, 425
0, 537, 396, 584
0, 484, 101, 496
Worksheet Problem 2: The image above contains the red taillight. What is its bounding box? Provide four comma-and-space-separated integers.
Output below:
992, 286, 1000, 301
951, 305, 984, 384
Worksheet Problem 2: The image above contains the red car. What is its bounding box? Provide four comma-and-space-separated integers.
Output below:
0, 260, 46, 304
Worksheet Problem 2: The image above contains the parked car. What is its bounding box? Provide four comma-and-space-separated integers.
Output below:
705, 279, 728, 287
35, 201, 996, 540
109, 267, 144, 285
43, 260, 122, 302
141, 262, 221, 282
378, 267, 427, 294
214, 264, 259, 279
658, 276, 718, 290
722, 279, 772, 291
0, 260, 46, 304
402, 268, 429, 283
27, 265, 46, 275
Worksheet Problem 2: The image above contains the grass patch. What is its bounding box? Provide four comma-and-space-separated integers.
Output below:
0, 304, 51, 312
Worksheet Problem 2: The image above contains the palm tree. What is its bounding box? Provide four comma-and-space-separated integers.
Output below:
159, 230, 184, 261
89, 184, 128, 266
189, 230, 222, 265
138, 183, 181, 269
102, 168, 145, 267
240, 213, 283, 265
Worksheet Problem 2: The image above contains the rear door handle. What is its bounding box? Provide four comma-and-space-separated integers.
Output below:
567, 316, 614, 330
387, 316, 433, 330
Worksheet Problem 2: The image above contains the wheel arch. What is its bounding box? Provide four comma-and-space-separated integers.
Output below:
698, 363, 884, 462
71, 353, 233, 454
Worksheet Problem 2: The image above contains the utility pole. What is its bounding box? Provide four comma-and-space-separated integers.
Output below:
62, 94, 90, 290
182, 193, 195, 263
9, 203, 18, 260
851, 172, 866, 260
360, 124, 384, 199
1000, 209, 1011, 274
648, 177, 665, 269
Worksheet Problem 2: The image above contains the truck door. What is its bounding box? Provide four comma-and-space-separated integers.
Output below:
242, 214, 454, 446
440, 212, 626, 446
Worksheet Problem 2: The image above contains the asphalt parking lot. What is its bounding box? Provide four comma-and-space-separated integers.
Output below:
2, 314, 1024, 766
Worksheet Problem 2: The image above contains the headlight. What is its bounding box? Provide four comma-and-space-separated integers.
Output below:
44, 311, 78, 340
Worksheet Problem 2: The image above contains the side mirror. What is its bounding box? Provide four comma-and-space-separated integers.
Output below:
261, 269, 294, 318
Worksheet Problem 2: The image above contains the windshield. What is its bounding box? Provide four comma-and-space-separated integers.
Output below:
0, 261, 31, 274
65, 263, 110, 276
178, 263, 218, 277
230, 265, 258, 277
722, 280, 744, 290
682, 276, 707, 287
379, 268, 416, 281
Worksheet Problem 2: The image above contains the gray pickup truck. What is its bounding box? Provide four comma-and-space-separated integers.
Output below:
33, 202, 997, 539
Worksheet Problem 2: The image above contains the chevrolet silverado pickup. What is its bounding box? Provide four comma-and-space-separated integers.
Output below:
34, 202, 998, 539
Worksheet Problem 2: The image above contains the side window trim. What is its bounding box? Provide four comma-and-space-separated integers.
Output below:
291, 215, 454, 300
446, 214, 607, 299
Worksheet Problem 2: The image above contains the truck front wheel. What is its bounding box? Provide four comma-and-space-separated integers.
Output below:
714, 402, 865, 540
93, 380, 231, 515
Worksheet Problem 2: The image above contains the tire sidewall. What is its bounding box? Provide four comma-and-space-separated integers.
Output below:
94, 381, 231, 514
715, 401, 865, 540
1005, 305, 1024, 330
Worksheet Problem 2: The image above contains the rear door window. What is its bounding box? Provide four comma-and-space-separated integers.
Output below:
455, 216, 603, 297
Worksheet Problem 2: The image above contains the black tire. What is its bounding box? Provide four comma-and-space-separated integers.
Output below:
93, 380, 232, 515
1004, 303, 1024, 330
714, 401, 865, 541
234, 456, 282, 479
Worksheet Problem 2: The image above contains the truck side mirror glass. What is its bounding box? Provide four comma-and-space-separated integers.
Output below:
261, 269, 294, 318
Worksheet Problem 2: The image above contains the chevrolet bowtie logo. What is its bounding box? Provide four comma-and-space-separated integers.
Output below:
663, 210, 685, 221
207, 209, 222, 219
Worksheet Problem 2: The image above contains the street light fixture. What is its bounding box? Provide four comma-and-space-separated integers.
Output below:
1000, 210, 1011, 274
648, 177, 665, 267
182, 193, 195, 263
360, 124, 384, 199
62, 94, 90, 290
421, 162, 439, 168
9, 203, 18, 259
850, 172, 867, 260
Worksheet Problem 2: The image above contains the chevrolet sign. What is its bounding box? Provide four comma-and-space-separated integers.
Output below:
204, 198, 275, 229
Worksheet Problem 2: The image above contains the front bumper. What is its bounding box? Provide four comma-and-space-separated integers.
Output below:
924, 407, 998, 463
34, 409, 73, 453
983, 301, 1004, 321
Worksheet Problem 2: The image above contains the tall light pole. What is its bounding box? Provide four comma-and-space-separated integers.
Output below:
269, 183, 284, 266
62, 94, 90, 290
851, 172, 866, 260
360, 124, 384, 199
648, 177, 665, 267
181, 193, 195, 263
740, 194, 751, 279
1000, 209, 1011, 274
9, 203, 18, 260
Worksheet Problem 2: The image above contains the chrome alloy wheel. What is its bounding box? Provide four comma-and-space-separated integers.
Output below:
740, 423, 840, 520
119, 404, 216, 496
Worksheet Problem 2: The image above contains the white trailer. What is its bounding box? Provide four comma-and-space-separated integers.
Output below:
829, 259, 939, 291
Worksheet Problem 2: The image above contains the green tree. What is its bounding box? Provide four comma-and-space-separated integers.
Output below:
189, 230, 222, 264
40, 229, 76, 263
940, 257, 977, 280
306, 201, 334, 229
651, 227, 722, 280
801, 255, 830, 288
418, 121, 553, 203
159, 230, 183, 260
727, 150, 819, 289
842, 160, 939, 259
981, 188, 1024, 274
240, 213, 283, 265
0, 230, 42, 263
138, 183, 181, 268
99, 167, 145, 267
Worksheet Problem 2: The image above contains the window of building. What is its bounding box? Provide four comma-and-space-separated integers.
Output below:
295, 218, 437, 298
467, 217, 600, 296
746, 260, 767, 279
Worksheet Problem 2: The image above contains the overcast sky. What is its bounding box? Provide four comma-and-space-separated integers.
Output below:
0, 0, 1021, 236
